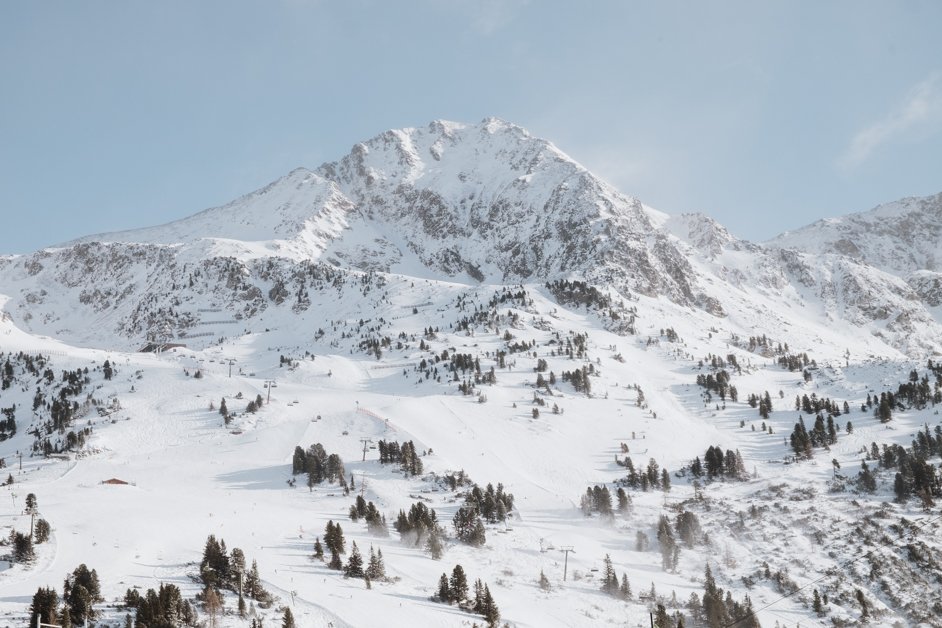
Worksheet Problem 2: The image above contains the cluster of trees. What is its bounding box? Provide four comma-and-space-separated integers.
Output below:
0, 404, 16, 441
689, 446, 747, 480
0, 352, 50, 391
314, 521, 387, 583
349, 495, 389, 536
561, 366, 592, 394
794, 393, 848, 416
452, 482, 512, 548
858, 432, 942, 504
697, 353, 738, 371
893, 367, 942, 409
619, 457, 671, 492
348, 542, 387, 582
776, 352, 813, 372
599, 554, 632, 600
29, 564, 103, 627
734, 333, 787, 356
546, 279, 612, 310
26, 361, 109, 455
245, 393, 264, 414
199, 534, 270, 616
291, 443, 347, 489
863, 391, 898, 423
687, 564, 760, 628
746, 391, 773, 419
125, 583, 197, 627
10, 529, 35, 563
789, 414, 840, 459
579, 484, 630, 517
394, 501, 445, 558
696, 369, 738, 402
434, 564, 500, 627
377, 439, 423, 476
656, 515, 681, 571
463, 483, 514, 524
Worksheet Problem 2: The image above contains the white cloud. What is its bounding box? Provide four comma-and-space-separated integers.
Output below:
839, 73, 942, 170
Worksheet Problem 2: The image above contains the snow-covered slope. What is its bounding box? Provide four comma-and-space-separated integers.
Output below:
770, 192, 942, 275
4, 120, 942, 627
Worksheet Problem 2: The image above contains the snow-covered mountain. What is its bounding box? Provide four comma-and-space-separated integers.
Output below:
769, 191, 942, 315
1, 118, 938, 357
63, 119, 698, 303
5, 118, 942, 628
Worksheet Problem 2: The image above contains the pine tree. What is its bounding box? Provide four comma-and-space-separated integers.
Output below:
620, 573, 631, 600
481, 584, 500, 627
654, 603, 670, 628
437, 573, 451, 603
601, 554, 618, 595
366, 546, 386, 580
426, 527, 444, 559
539, 569, 551, 591
282, 606, 296, 628
29, 587, 59, 628
313, 537, 324, 560
344, 541, 364, 578
450, 565, 469, 602
812, 588, 823, 615
244, 560, 262, 599
328, 551, 343, 570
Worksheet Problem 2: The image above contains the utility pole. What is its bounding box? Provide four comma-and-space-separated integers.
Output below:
560, 546, 574, 581
227, 359, 236, 378
264, 380, 275, 404
18, 451, 22, 471
360, 437, 373, 462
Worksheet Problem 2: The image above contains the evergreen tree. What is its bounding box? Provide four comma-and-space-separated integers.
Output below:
200, 535, 230, 588
64, 563, 102, 624
366, 546, 386, 580
426, 527, 445, 559
437, 573, 451, 603
616, 487, 630, 513
12, 531, 34, 563
654, 603, 671, 628
481, 584, 500, 627
34, 519, 51, 544
344, 541, 364, 578
244, 560, 262, 599
29, 587, 59, 627
324, 520, 346, 555
620, 574, 632, 600
450, 565, 469, 602
328, 551, 343, 570
539, 569, 551, 591
313, 537, 324, 560
282, 606, 296, 628
600, 554, 618, 595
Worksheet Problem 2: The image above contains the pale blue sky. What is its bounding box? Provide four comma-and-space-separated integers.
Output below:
2, 1, 941, 253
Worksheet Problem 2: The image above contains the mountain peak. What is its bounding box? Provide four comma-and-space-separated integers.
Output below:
770, 190, 942, 274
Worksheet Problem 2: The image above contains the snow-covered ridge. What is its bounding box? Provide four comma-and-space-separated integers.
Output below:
769, 191, 942, 275
3, 119, 942, 356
